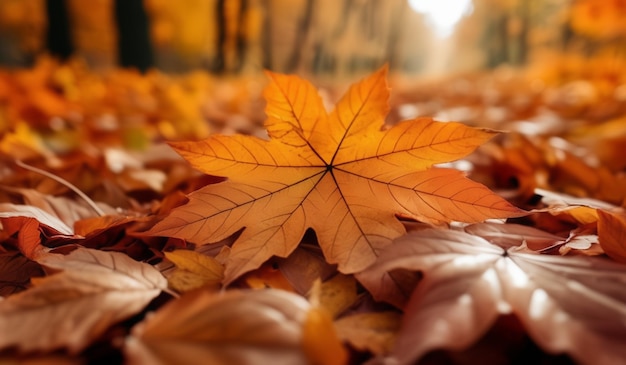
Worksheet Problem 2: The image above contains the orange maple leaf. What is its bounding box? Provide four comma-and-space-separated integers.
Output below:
149, 66, 524, 284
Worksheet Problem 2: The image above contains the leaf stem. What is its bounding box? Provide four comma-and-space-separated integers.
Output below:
162, 287, 180, 299
15, 159, 106, 217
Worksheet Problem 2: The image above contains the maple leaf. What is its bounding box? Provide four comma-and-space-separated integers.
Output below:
149, 66, 523, 283
0, 247, 167, 354
358, 228, 626, 365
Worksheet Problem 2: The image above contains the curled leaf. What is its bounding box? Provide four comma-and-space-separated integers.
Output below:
0, 248, 167, 353
125, 289, 319, 365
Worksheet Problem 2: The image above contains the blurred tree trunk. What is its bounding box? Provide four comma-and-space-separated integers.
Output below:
517, 0, 530, 65
46, 0, 74, 60
285, 0, 314, 73
386, 1, 407, 71
485, 14, 509, 68
114, 0, 153, 72
235, 0, 248, 72
261, 0, 272, 70
214, 0, 247, 73
214, 0, 226, 72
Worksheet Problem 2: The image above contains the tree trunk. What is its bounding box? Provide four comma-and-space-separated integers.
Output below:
46, 0, 74, 60
114, 0, 154, 72
285, 0, 314, 73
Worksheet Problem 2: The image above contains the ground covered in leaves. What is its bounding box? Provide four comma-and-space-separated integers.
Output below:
1, 56, 626, 365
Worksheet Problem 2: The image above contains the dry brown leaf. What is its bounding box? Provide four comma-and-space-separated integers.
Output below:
0, 354, 83, 365
465, 222, 566, 251
0, 251, 44, 296
359, 228, 626, 365
274, 245, 337, 295
125, 288, 330, 365
597, 210, 626, 263
335, 311, 402, 355
0, 247, 167, 354
0, 216, 44, 260
0, 186, 112, 228
0, 203, 73, 236
243, 261, 296, 292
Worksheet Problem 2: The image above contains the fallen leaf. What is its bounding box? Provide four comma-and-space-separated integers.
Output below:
314, 274, 358, 318
125, 288, 322, 365
0, 251, 44, 296
302, 306, 348, 365
164, 249, 224, 292
0, 247, 167, 353
274, 245, 337, 295
73, 214, 135, 237
359, 228, 626, 365
149, 66, 523, 284
0, 203, 73, 236
359, 227, 504, 310
465, 222, 566, 251
535, 187, 616, 211
559, 232, 602, 256
0, 354, 83, 365
334, 311, 402, 355
563, 235, 598, 250
0, 186, 111, 228
243, 260, 296, 292
0, 216, 44, 260
597, 209, 626, 263
547, 205, 599, 225
0, 122, 56, 162
72, 215, 179, 263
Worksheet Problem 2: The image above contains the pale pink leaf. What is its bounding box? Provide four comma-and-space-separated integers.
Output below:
465, 222, 566, 250
361, 229, 626, 365
0, 203, 73, 235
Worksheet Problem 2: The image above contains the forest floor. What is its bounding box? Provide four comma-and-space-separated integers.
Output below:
1, 56, 626, 364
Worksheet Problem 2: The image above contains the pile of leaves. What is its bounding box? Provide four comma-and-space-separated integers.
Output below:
1, 58, 626, 365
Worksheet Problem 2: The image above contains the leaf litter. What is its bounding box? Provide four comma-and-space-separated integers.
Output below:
1, 59, 626, 364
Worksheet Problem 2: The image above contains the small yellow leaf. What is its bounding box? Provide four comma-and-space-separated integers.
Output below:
316, 274, 358, 318
549, 205, 599, 225
166, 270, 219, 293
335, 311, 402, 355
164, 250, 224, 292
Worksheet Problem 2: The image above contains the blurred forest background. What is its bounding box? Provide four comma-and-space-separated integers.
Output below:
1, 0, 624, 78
